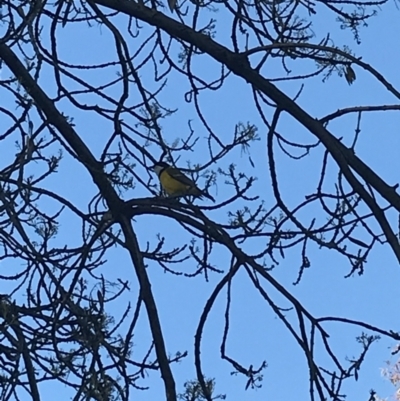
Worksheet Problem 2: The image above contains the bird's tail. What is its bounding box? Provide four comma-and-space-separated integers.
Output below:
201, 191, 215, 202
188, 186, 215, 202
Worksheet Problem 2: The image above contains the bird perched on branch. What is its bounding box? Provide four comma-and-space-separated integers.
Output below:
152, 161, 215, 202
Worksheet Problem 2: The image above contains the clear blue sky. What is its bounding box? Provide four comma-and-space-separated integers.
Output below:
1, 1, 400, 400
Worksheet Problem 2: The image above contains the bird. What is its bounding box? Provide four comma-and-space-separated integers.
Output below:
152, 161, 215, 202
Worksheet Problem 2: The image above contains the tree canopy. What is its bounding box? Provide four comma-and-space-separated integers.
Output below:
0, 0, 399, 400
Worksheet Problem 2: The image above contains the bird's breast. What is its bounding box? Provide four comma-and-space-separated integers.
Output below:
159, 170, 190, 195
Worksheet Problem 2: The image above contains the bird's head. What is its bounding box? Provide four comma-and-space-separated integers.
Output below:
152, 161, 169, 176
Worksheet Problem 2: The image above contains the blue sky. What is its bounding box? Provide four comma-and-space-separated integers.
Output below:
1, 1, 400, 400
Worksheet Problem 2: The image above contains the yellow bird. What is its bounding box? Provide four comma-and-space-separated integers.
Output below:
152, 161, 215, 202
